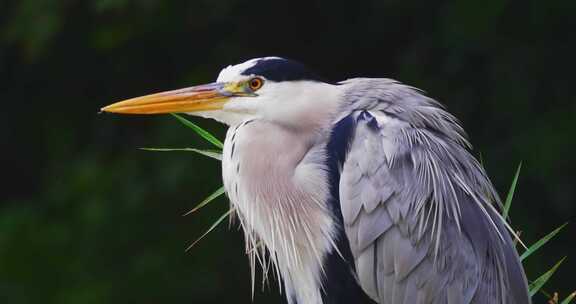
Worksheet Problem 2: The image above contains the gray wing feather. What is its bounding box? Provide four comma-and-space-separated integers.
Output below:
357, 243, 378, 298
337, 79, 530, 304
393, 224, 428, 281
357, 203, 393, 252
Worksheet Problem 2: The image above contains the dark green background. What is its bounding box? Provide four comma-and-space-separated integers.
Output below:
1, 0, 575, 303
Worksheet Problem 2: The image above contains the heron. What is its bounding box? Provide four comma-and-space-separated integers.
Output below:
102, 57, 530, 304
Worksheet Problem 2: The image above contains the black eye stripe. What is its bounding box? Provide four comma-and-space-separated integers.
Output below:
241, 58, 326, 82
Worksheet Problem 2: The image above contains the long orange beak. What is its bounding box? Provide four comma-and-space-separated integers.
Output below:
101, 82, 233, 114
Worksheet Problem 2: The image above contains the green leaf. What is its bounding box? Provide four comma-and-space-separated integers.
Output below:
521, 222, 568, 261
502, 162, 522, 219
529, 257, 566, 297
171, 113, 224, 149
140, 147, 222, 161
561, 292, 576, 304
186, 208, 234, 251
183, 186, 225, 216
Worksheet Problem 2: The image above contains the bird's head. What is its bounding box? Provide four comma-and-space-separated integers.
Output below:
102, 57, 340, 129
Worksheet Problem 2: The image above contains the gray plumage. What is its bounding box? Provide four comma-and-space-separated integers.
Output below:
339, 78, 530, 304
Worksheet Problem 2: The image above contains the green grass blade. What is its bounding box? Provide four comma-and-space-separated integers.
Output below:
186, 208, 234, 251
503, 162, 522, 219
561, 292, 576, 304
529, 257, 566, 297
140, 147, 222, 161
171, 113, 224, 149
183, 186, 225, 216
520, 222, 568, 261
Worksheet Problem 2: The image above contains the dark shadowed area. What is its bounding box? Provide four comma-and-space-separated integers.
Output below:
1, 0, 575, 303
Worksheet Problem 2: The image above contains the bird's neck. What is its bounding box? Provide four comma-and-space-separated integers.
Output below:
222, 120, 337, 304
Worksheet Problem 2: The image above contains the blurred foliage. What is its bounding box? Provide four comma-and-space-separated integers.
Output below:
1, 0, 575, 303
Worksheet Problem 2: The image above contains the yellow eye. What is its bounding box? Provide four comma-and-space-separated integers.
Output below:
248, 77, 264, 91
